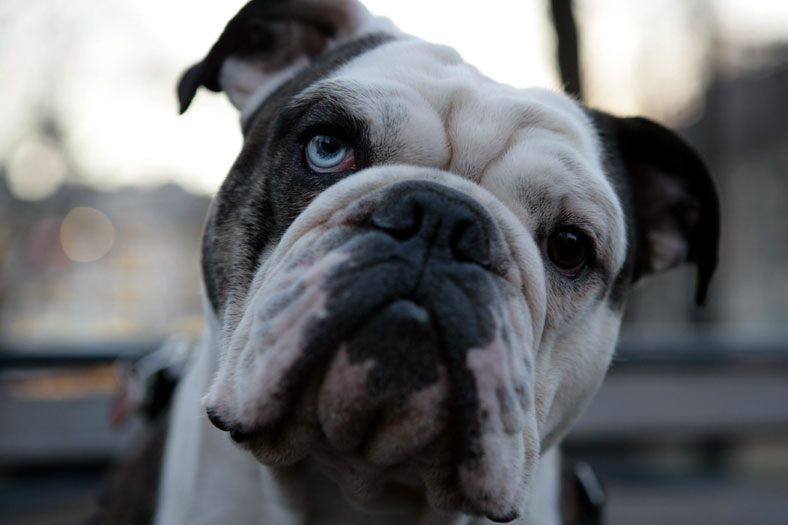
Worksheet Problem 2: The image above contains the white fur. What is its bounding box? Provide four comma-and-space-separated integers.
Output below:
156, 306, 266, 524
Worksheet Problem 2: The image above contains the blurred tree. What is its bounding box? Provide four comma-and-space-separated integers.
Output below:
550, 0, 582, 100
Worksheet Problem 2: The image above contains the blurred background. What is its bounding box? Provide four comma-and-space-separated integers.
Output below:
1, 0, 787, 523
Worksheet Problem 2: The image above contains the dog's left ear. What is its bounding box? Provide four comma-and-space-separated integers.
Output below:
590, 111, 720, 304
177, 0, 376, 118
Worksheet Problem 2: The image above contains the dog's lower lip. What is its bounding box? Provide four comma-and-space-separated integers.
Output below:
487, 510, 520, 523
206, 407, 231, 431
383, 298, 429, 323
205, 410, 255, 443
229, 427, 254, 443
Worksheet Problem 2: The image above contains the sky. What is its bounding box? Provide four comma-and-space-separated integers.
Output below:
1, 0, 787, 197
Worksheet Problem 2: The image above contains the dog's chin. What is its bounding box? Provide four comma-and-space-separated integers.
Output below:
315, 298, 451, 459
205, 223, 539, 521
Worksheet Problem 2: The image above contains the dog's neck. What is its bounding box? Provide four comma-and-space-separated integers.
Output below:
157, 308, 560, 525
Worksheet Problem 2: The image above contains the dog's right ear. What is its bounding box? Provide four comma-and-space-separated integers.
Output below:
177, 0, 381, 119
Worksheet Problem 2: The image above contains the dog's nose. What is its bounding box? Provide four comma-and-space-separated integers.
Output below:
369, 181, 493, 267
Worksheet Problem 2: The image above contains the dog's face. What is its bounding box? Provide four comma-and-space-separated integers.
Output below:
179, 1, 719, 521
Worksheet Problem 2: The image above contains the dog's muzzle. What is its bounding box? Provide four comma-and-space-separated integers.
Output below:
205, 172, 541, 521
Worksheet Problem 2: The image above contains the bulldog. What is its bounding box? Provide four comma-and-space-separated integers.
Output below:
155, 1, 719, 523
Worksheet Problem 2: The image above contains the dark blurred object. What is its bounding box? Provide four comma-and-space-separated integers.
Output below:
550, 0, 582, 99
109, 339, 191, 426
92, 404, 170, 525
0, 340, 192, 525
562, 461, 605, 525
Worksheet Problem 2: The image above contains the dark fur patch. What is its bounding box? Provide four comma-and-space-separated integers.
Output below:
202, 33, 395, 314
178, 0, 358, 113
586, 112, 638, 309
587, 109, 720, 307
93, 412, 169, 524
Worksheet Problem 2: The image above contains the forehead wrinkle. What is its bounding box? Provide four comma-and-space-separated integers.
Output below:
292, 78, 368, 113
304, 78, 454, 174
288, 37, 625, 273
301, 37, 607, 185
439, 85, 606, 189
514, 87, 604, 168
478, 126, 624, 269
326, 38, 495, 168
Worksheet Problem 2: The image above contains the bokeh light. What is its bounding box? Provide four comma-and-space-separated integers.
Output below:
59, 207, 116, 263
6, 138, 68, 201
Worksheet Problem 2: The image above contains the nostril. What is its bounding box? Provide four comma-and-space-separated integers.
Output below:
369, 198, 423, 242
450, 219, 491, 268
367, 182, 497, 267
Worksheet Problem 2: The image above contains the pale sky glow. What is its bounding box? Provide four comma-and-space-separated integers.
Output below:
578, 0, 713, 121
0, 0, 787, 195
363, 0, 559, 90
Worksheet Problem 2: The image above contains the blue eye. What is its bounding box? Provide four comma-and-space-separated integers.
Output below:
304, 135, 355, 172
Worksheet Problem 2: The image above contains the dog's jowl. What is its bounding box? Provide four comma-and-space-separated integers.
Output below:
156, 1, 719, 523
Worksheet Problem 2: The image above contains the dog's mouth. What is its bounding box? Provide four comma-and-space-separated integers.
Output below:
315, 297, 448, 458
204, 176, 541, 521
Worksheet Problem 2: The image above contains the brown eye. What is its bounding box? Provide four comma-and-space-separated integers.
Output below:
546, 229, 589, 277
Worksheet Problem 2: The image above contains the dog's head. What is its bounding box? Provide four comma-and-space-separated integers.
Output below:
179, 1, 719, 521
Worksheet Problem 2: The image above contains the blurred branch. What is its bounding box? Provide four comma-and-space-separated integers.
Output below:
550, 0, 582, 100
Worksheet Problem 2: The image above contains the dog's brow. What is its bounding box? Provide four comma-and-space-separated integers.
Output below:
273, 92, 363, 140
288, 80, 377, 127
293, 80, 357, 108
